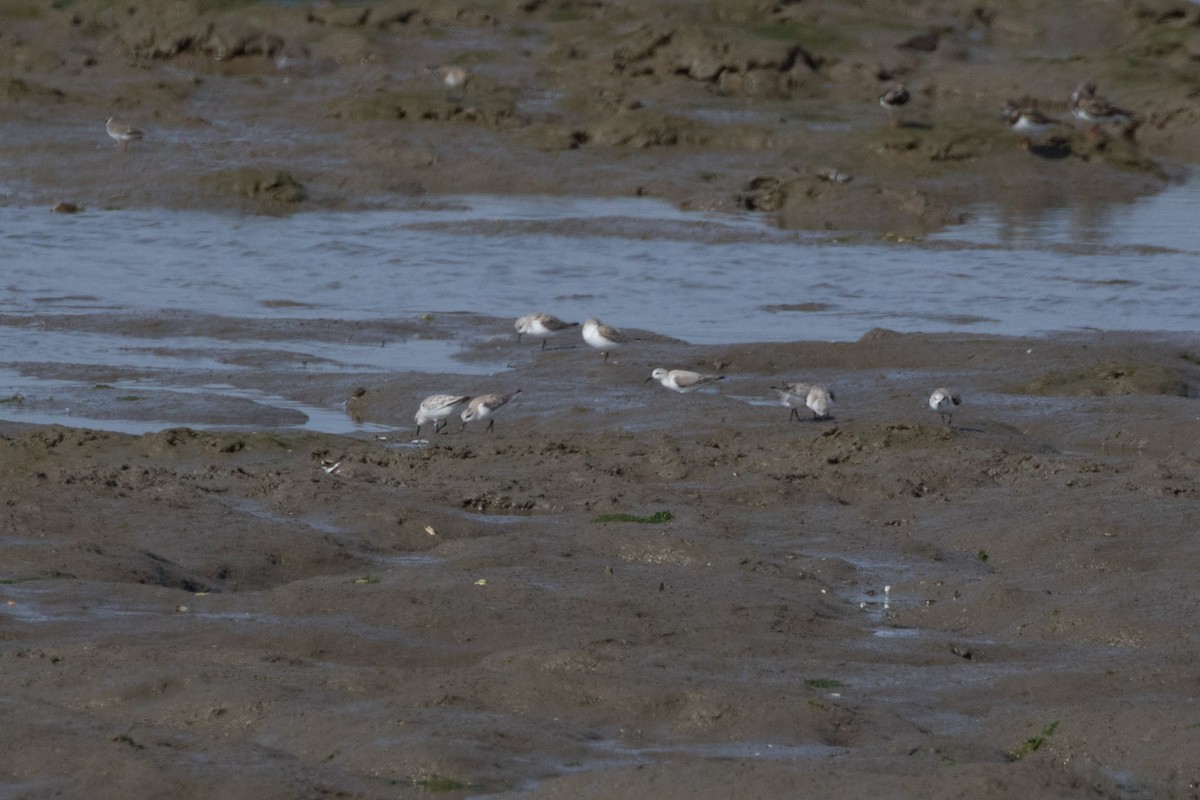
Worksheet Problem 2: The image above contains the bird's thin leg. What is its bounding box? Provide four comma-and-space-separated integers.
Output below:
789, 407, 800, 422
486, 419, 495, 433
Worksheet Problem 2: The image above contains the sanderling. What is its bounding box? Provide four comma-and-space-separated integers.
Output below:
1069, 82, 1134, 130
647, 368, 725, 394
429, 64, 470, 100
460, 389, 522, 433
773, 382, 835, 421
515, 313, 579, 350
1001, 102, 1062, 149
582, 318, 631, 363
106, 116, 143, 152
929, 388, 961, 425
415, 394, 471, 436
879, 83, 910, 127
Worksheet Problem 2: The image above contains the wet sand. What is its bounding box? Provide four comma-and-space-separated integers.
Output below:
4, 326, 1200, 798
4, 0, 1200, 797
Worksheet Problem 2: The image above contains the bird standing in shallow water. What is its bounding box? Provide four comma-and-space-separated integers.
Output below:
929, 388, 961, 425
1069, 81, 1135, 134
460, 390, 522, 433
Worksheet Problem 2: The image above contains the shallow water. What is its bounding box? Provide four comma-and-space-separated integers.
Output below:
2, 183, 1199, 432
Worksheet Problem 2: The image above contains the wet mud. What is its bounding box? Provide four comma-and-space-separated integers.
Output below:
4, 326, 1200, 797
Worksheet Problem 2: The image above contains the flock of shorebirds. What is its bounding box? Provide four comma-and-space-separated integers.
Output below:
411, 312, 964, 437
879, 80, 1136, 148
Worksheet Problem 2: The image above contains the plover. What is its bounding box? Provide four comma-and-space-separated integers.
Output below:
773, 382, 836, 421
414, 394, 471, 437
105, 116, 143, 152
929, 388, 961, 425
515, 313, 579, 350
647, 368, 725, 394
582, 318, 631, 363
460, 389, 522, 433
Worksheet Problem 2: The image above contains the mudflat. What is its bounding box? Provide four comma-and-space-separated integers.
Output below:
3, 0, 1200, 798
5, 328, 1200, 797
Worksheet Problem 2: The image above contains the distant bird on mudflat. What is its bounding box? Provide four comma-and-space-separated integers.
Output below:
1001, 102, 1063, 149
879, 83, 911, 127
106, 116, 143, 152
1069, 81, 1135, 132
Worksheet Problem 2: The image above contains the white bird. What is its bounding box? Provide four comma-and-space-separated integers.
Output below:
647, 368, 725, 394
106, 116, 143, 152
773, 382, 835, 421
582, 318, 632, 363
515, 313, 579, 350
929, 388, 961, 425
460, 390, 522, 433
429, 64, 470, 101
414, 394, 470, 436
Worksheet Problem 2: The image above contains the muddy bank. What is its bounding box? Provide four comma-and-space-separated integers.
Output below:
2, 0, 1198, 232
3, 329, 1200, 797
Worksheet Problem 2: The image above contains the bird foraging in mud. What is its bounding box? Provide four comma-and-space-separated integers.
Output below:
773, 382, 835, 421
460, 390, 522, 433
929, 388, 961, 425
414, 394, 471, 437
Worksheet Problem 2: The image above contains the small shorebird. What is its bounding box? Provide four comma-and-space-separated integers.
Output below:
1001, 102, 1063, 149
429, 64, 470, 101
647, 368, 725, 394
414, 394, 471, 437
582, 318, 632, 363
1069, 81, 1134, 131
106, 116, 143, 152
879, 83, 911, 127
460, 389, 521, 433
929, 388, 961, 425
773, 382, 835, 421
321, 459, 381, 483
515, 313, 579, 350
